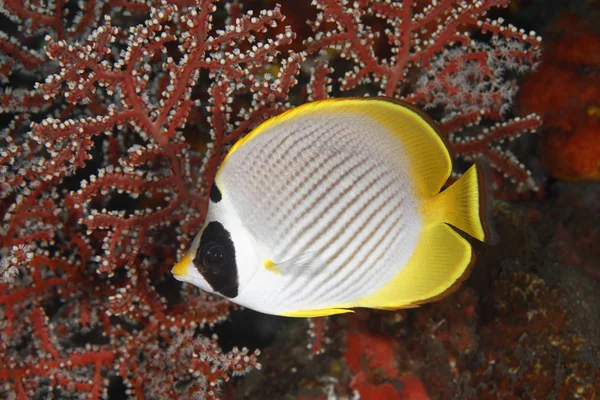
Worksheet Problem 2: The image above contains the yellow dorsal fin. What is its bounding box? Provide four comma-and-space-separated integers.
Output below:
349, 223, 474, 309
351, 98, 453, 198
281, 308, 354, 318
221, 98, 452, 198
423, 163, 493, 242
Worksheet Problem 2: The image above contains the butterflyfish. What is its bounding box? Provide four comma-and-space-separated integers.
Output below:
172, 98, 493, 317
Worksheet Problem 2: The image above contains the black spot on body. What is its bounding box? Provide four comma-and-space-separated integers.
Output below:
193, 221, 238, 298
210, 182, 222, 203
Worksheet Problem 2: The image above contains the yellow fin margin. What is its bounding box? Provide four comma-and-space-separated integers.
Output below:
281, 308, 354, 318
353, 99, 453, 198
221, 98, 453, 199
348, 223, 474, 309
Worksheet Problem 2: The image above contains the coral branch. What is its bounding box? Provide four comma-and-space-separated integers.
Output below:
1, 1, 290, 397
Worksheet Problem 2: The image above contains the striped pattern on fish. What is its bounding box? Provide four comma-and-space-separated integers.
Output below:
218, 110, 421, 312
172, 98, 493, 317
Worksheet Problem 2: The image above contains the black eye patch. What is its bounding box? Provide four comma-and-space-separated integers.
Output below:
193, 221, 238, 298
210, 181, 222, 203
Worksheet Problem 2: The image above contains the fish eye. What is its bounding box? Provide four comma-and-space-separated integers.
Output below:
200, 242, 226, 270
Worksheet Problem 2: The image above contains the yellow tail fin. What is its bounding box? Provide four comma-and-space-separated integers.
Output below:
339, 163, 494, 310
424, 163, 493, 243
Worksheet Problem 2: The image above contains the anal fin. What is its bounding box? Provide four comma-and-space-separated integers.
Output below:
351, 223, 474, 309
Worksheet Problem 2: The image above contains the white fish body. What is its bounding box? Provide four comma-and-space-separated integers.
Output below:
173, 98, 491, 317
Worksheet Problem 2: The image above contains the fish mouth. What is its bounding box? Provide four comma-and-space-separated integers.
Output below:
172, 253, 192, 278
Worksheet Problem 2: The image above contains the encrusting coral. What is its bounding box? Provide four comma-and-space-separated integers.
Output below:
517, 14, 600, 182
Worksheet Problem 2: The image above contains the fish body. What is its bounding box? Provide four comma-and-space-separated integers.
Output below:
172, 98, 491, 317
